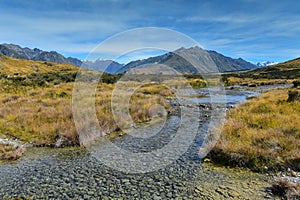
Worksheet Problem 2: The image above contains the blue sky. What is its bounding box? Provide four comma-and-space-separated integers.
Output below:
0, 0, 300, 64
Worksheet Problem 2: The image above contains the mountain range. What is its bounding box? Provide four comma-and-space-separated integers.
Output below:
118, 46, 257, 74
81, 59, 124, 74
0, 44, 82, 66
0, 43, 257, 74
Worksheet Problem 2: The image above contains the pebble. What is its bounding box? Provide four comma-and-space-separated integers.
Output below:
291, 171, 297, 177
228, 191, 240, 198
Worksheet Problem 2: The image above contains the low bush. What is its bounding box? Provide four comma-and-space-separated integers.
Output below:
271, 178, 300, 200
0, 143, 24, 160
292, 79, 300, 88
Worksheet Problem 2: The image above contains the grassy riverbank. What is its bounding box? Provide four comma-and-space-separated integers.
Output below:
222, 76, 293, 87
0, 79, 173, 149
209, 87, 300, 172
0, 56, 179, 160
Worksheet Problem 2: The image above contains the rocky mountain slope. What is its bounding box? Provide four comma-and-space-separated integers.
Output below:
0, 44, 257, 74
81, 59, 123, 74
0, 43, 82, 66
118, 46, 257, 74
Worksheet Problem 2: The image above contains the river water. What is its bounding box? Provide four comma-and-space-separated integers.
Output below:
0, 85, 289, 199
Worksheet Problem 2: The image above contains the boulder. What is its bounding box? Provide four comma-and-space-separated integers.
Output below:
287, 90, 300, 102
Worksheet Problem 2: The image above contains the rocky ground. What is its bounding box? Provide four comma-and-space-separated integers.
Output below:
0, 85, 295, 199
195, 163, 279, 200
0, 104, 277, 199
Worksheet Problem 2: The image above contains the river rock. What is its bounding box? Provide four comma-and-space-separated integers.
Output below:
248, 84, 257, 87
228, 191, 240, 198
54, 133, 77, 148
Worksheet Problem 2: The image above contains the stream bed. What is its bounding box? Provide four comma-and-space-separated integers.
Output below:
0, 84, 289, 199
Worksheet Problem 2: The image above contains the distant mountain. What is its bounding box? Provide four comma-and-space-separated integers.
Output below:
117, 51, 201, 74
234, 57, 300, 79
81, 59, 124, 74
117, 46, 257, 74
256, 61, 278, 68
0, 44, 257, 74
207, 50, 257, 72
0, 43, 82, 66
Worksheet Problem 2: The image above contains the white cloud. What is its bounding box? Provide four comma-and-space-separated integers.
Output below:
0, 0, 299, 63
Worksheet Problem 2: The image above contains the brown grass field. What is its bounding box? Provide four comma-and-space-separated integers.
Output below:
0, 56, 176, 160
209, 87, 300, 172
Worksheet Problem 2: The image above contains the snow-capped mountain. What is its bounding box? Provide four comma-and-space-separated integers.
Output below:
256, 61, 278, 68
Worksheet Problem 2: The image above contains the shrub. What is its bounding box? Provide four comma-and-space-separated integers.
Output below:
271, 178, 300, 200
0, 143, 25, 160
292, 80, 300, 88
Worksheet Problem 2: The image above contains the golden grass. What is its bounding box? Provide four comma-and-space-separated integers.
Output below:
224, 77, 292, 86
0, 143, 24, 160
0, 82, 77, 145
210, 88, 300, 171
0, 79, 172, 147
0, 56, 78, 75
0, 56, 174, 150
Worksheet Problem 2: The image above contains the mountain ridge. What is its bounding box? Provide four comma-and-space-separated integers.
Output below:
82, 59, 124, 74
118, 46, 257, 74
0, 43, 83, 67
0, 43, 258, 74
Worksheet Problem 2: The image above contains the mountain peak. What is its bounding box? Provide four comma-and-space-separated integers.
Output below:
175, 46, 204, 52
256, 61, 279, 68
118, 47, 257, 74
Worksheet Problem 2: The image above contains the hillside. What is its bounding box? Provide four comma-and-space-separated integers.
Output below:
0, 43, 126, 73
207, 50, 257, 72
0, 43, 82, 66
118, 46, 257, 74
231, 57, 300, 79
0, 54, 78, 75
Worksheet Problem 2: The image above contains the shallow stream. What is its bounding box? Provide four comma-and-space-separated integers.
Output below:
0, 84, 289, 199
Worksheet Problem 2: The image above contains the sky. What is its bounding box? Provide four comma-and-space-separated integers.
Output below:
0, 0, 300, 64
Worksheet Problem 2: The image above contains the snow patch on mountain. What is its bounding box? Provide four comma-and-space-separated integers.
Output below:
256, 61, 278, 68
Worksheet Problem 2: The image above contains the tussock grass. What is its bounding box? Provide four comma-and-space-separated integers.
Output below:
0, 79, 172, 148
223, 57, 300, 80
223, 76, 292, 86
209, 88, 300, 171
0, 56, 78, 75
0, 143, 24, 160
0, 55, 178, 159
271, 177, 300, 199
0, 82, 77, 145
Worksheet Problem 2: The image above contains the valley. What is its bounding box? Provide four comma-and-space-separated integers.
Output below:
0, 46, 299, 199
